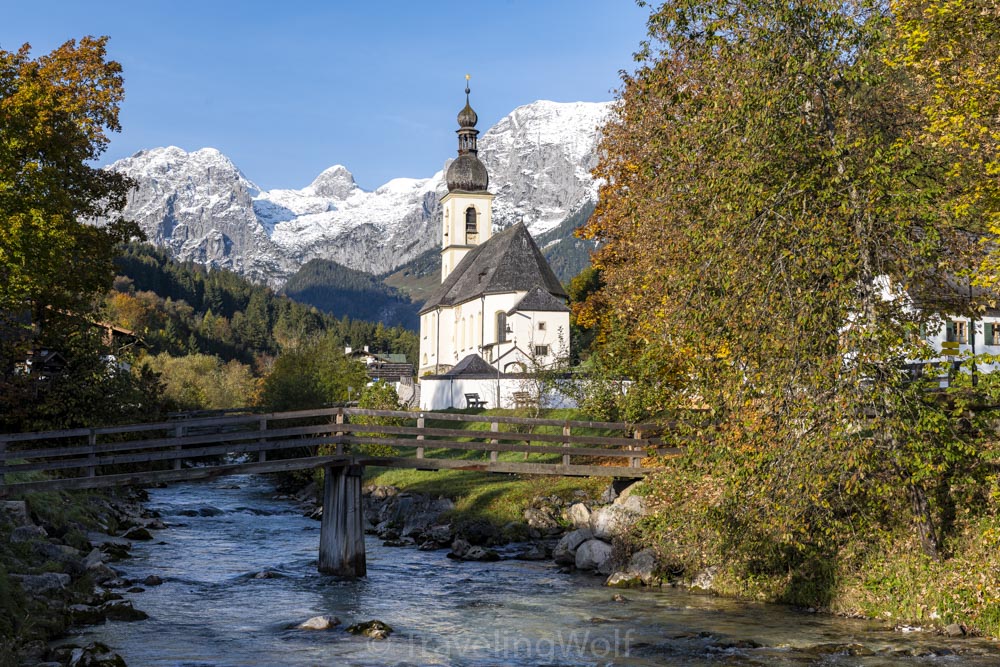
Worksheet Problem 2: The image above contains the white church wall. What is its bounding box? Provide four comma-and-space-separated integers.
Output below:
418, 376, 579, 411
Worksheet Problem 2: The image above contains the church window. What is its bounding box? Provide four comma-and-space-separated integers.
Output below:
466, 207, 477, 236
496, 312, 508, 343
537, 321, 546, 331
534, 345, 549, 357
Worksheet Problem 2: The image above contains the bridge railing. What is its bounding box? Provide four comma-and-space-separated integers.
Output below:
0, 408, 678, 495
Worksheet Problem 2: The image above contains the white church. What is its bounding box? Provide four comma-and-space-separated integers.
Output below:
418, 83, 573, 410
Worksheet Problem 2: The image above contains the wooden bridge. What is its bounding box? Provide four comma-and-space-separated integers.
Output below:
0, 407, 672, 578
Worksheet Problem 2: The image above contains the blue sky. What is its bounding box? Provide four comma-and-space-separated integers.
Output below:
3, 1, 649, 191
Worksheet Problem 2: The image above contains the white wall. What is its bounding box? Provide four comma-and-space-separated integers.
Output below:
418, 376, 578, 411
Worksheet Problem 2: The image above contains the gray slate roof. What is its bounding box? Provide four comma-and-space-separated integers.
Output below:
420, 222, 568, 314
509, 286, 570, 314
443, 354, 500, 377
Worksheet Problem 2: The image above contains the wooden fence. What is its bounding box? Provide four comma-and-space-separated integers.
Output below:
0, 408, 677, 496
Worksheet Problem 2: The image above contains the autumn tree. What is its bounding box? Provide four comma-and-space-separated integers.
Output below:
580, 0, 986, 577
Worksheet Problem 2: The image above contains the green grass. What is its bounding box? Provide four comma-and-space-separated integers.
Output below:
360, 408, 621, 528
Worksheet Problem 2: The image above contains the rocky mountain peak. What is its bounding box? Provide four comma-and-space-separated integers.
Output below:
307, 165, 359, 199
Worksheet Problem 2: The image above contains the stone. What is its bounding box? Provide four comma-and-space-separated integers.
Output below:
690, 566, 718, 591
590, 505, 640, 541
346, 619, 393, 639
564, 503, 591, 529
0, 500, 30, 527
142, 575, 164, 586
68, 604, 107, 626
606, 571, 643, 588
575, 539, 613, 574
514, 543, 548, 561
123, 527, 153, 541
944, 623, 965, 637
626, 548, 660, 585
100, 600, 148, 622
463, 546, 501, 562
523, 507, 561, 532
10, 524, 47, 543
612, 593, 629, 603
298, 615, 340, 630
553, 528, 593, 565
11, 572, 71, 595
89, 564, 119, 585
448, 538, 471, 559
84, 548, 105, 570
424, 524, 453, 544
252, 570, 282, 580
615, 493, 647, 516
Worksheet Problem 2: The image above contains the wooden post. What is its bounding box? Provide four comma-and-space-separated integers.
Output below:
87, 431, 97, 478
173, 424, 184, 470
490, 421, 499, 463
416, 415, 425, 459
562, 422, 571, 466
318, 464, 366, 577
631, 428, 644, 469
335, 409, 345, 455
258, 417, 268, 462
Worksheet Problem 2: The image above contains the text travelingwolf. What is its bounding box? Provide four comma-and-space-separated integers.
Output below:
366, 628, 636, 661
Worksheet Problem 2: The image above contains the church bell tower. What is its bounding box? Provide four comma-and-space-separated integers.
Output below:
440, 76, 494, 282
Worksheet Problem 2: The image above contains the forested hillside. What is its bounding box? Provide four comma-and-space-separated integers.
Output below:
283, 258, 419, 330
110, 244, 418, 365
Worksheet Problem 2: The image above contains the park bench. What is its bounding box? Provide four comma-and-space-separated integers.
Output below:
512, 391, 535, 410
464, 393, 488, 409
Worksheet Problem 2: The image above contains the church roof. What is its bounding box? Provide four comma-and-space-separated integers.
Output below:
419, 222, 568, 314
508, 286, 570, 314
444, 354, 500, 377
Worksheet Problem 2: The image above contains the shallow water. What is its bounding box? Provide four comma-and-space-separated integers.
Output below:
73, 476, 1000, 666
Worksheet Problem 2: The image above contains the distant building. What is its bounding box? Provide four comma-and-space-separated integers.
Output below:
418, 82, 571, 383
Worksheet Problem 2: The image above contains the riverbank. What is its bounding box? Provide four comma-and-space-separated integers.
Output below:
0, 489, 158, 667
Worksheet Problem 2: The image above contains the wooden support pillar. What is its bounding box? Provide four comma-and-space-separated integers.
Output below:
0, 437, 7, 486
258, 417, 268, 462
86, 431, 97, 478
173, 425, 184, 470
489, 421, 499, 463
631, 429, 644, 469
318, 464, 366, 577
335, 409, 345, 455
562, 423, 571, 466
415, 415, 425, 459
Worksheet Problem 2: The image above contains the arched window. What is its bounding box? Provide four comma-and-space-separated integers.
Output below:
466, 207, 477, 236
496, 312, 508, 343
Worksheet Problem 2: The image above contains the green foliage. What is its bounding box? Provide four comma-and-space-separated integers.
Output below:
261, 332, 368, 411
284, 258, 419, 329
139, 352, 257, 411
581, 0, 997, 606
351, 381, 402, 457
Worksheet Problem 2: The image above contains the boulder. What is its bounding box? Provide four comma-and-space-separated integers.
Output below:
12, 572, 71, 595
690, 565, 718, 591
553, 528, 593, 565
463, 546, 501, 562
100, 600, 148, 622
626, 548, 660, 585
514, 543, 548, 561
615, 493, 647, 516
298, 615, 340, 630
606, 572, 643, 588
142, 575, 164, 586
68, 604, 107, 626
563, 503, 591, 529
89, 564, 119, 585
10, 524, 47, 543
590, 503, 643, 541
123, 527, 153, 541
0, 500, 30, 527
83, 548, 105, 570
34, 542, 85, 575
346, 619, 393, 639
523, 507, 561, 533
575, 539, 613, 574
944, 623, 965, 637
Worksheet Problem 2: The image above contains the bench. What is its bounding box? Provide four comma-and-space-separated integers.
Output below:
512, 391, 534, 409
464, 393, 487, 409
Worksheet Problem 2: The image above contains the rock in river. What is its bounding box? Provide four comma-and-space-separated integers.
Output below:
298, 615, 340, 630
346, 620, 393, 639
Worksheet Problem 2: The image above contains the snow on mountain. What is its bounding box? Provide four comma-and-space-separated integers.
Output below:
108, 100, 612, 286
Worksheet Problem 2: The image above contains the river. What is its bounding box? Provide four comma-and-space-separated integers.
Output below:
70, 475, 1000, 666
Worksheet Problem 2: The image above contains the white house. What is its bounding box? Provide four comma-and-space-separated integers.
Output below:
417, 84, 572, 408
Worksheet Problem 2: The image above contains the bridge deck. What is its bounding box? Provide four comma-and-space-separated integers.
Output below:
0, 408, 672, 496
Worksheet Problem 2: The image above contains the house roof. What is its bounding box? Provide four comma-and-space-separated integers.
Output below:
508, 286, 570, 314
419, 222, 567, 314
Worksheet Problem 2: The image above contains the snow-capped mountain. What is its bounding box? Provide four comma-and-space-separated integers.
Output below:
108, 100, 612, 286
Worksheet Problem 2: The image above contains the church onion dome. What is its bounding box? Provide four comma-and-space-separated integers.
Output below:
447, 77, 489, 193
447, 153, 489, 192
457, 100, 478, 128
